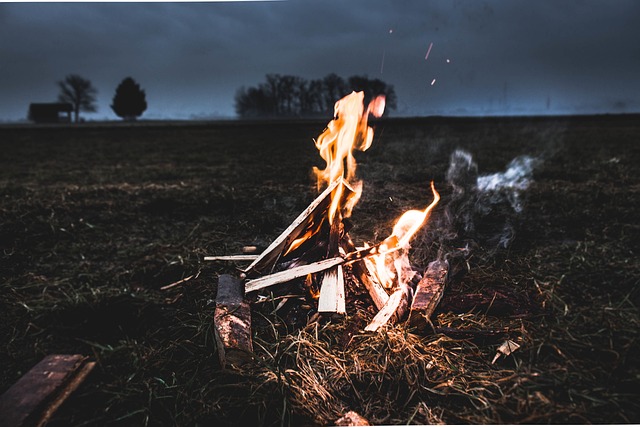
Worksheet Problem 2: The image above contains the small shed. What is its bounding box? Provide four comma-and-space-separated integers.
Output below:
28, 103, 73, 123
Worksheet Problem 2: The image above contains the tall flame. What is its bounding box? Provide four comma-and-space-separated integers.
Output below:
313, 91, 385, 223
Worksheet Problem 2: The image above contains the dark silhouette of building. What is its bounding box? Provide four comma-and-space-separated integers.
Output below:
28, 103, 73, 123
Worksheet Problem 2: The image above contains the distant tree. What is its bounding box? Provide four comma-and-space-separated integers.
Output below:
111, 77, 147, 121
57, 74, 98, 123
234, 73, 397, 118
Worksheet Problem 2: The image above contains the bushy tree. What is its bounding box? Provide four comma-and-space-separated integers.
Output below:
111, 77, 147, 121
57, 74, 98, 123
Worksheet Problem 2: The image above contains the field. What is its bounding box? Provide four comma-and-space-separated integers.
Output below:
1, 116, 638, 425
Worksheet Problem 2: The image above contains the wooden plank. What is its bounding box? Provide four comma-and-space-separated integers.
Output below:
317, 265, 346, 314
245, 257, 344, 293
317, 205, 346, 314
214, 274, 253, 368
408, 260, 448, 332
364, 284, 411, 332
243, 179, 342, 277
0, 354, 95, 427
204, 255, 260, 262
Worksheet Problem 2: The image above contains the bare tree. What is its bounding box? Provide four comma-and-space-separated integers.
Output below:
58, 74, 98, 123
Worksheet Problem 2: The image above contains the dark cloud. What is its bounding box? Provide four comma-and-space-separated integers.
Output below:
1, 0, 639, 121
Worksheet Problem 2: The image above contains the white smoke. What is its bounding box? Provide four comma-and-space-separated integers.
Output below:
440, 149, 540, 252
476, 155, 538, 213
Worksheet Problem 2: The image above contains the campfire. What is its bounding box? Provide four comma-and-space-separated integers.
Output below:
208, 91, 449, 367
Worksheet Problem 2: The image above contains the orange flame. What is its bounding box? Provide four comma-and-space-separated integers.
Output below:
313, 91, 385, 223
369, 181, 440, 288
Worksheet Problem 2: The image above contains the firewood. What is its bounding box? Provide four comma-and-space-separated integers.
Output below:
214, 274, 253, 368
0, 354, 95, 427
342, 236, 389, 310
243, 179, 344, 276
409, 259, 448, 332
317, 205, 346, 314
204, 255, 260, 262
364, 284, 411, 332
317, 265, 346, 314
244, 257, 344, 293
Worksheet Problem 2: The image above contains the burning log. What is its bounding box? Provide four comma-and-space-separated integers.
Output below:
408, 260, 449, 332
343, 236, 389, 310
0, 354, 95, 427
213, 274, 253, 368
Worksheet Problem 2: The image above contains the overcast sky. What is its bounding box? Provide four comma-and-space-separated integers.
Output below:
1, 0, 639, 121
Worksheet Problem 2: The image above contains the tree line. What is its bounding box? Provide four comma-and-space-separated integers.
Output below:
49, 74, 147, 123
235, 73, 397, 118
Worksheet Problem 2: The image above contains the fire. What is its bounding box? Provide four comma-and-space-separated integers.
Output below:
368, 182, 440, 288
310, 91, 440, 292
313, 91, 385, 224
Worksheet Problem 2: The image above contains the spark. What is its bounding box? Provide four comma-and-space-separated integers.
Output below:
425, 42, 433, 60
389, 29, 393, 34
380, 49, 386, 74
446, 58, 451, 63
431, 78, 436, 86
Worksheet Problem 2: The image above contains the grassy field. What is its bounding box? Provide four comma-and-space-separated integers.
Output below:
1, 116, 638, 425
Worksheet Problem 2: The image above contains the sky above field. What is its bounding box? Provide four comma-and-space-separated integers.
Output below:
1, 0, 639, 121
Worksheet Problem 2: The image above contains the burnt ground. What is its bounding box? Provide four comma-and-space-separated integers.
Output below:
0, 116, 638, 425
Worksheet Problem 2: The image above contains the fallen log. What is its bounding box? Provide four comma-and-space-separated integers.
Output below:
408, 260, 448, 332
214, 274, 253, 368
0, 354, 95, 427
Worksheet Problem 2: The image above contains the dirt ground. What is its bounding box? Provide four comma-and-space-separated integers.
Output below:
1, 116, 638, 425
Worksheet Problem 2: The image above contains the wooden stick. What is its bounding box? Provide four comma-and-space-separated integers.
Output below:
364, 284, 411, 332
214, 274, 253, 368
0, 354, 95, 427
409, 260, 448, 332
243, 179, 343, 276
317, 264, 346, 314
245, 257, 343, 293
204, 255, 260, 262
318, 206, 346, 314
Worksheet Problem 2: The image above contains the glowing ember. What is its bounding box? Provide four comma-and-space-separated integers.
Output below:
425, 42, 434, 60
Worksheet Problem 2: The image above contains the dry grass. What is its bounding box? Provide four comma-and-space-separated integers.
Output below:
0, 116, 638, 425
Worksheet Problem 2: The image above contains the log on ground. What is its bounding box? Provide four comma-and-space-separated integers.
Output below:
214, 274, 253, 368
409, 259, 448, 332
0, 354, 95, 427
